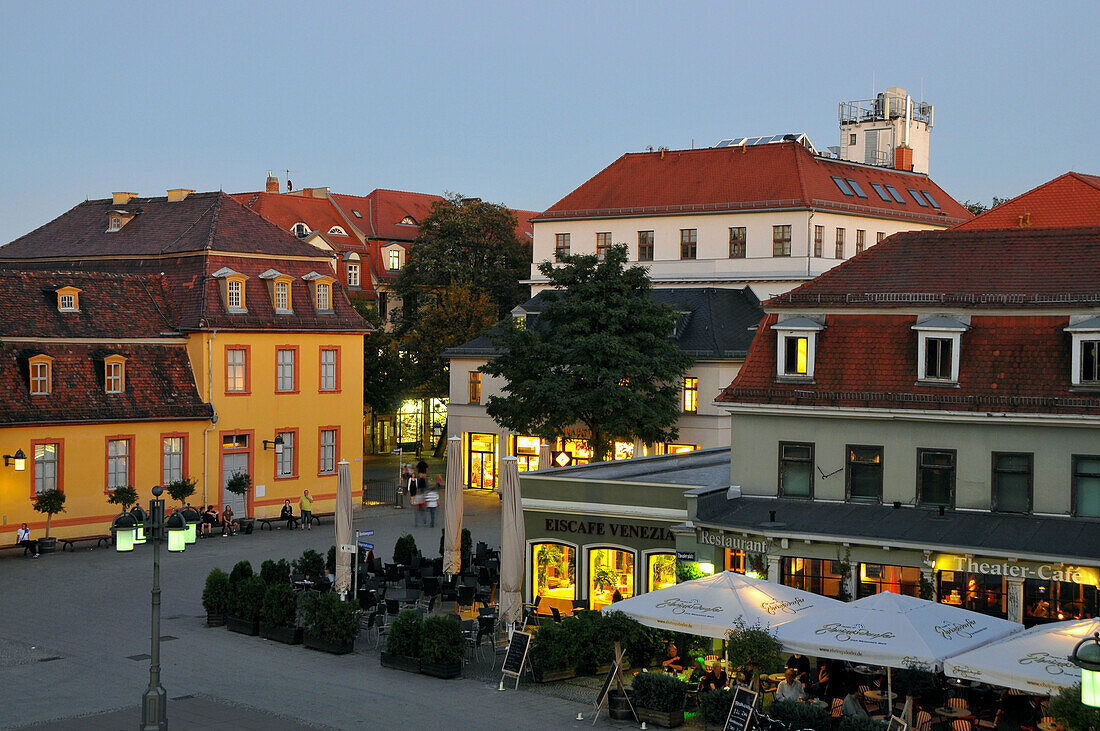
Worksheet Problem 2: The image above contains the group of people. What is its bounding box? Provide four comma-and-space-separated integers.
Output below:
277, 490, 314, 530
199, 504, 237, 537
402, 460, 440, 528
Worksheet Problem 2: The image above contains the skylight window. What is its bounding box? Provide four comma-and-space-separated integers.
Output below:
831, 176, 854, 196
884, 185, 906, 204
869, 183, 891, 202
352, 209, 363, 218
845, 179, 868, 199
920, 190, 941, 209
908, 188, 929, 207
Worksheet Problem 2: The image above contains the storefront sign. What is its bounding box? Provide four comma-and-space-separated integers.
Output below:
936, 554, 1097, 585
696, 529, 769, 554
543, 518, 674, 543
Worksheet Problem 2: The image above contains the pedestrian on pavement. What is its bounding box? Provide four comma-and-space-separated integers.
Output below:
414, 460, 429, 527
423, 488, 439, 528
299, 489, 313, 530
16, 523, 39, 558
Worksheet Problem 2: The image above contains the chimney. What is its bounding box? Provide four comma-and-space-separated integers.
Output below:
894, 145, 914, 171
266, 171, 279, 193
112, 192, 137, 205
167, 188, 195, 202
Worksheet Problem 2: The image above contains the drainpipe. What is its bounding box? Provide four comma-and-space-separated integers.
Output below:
202, 330, 218, 506
807, 209, 815, 277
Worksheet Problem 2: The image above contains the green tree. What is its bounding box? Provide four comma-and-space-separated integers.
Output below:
483, 245, 693, 461
962, 196, 1010, 216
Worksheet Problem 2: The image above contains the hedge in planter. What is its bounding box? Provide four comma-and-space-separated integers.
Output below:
393, 534, 417, 566
381, 609, 423, 672
227, 576, 266, 635
300, 592, 358, 654
419, 614, 464, 679
700, 688, 734, 727
631, 672, 687, 728
529, 621, 578, 682
229, 560, 254, 587
838, 717, 888, 731
768, 700, 830, 731
571, 610, 614, 674
293, 550, 324, 582
259, 582, 301, 644
260, 558, 292, 586
202, 568, 230, 626
603, 610, 670, 669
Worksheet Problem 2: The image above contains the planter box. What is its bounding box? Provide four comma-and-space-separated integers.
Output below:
259, 622, 302, 645
532, 667, 576, 683
577, 662, 614, 677
420, 660, 462, 679
380, 652, 421, 673
304, 631, 354, 655
226, 616, 259, 636
206, 611, 225, 627
37, 537, 57, 555
636, 707, 684, 728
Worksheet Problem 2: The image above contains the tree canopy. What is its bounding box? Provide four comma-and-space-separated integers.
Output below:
962, 196, 1010, 216
482, 245, 693, 461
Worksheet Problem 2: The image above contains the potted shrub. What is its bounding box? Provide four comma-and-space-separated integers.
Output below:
327, 544, 337, 573
725, 617, 782, 675
31, 488, 66, 553
632, 671, 687, 728
223, 471, 254, 533
529, 621, 578, 682
770, 700, 830, 731
381, 609, 423, 672
259, 583, 302, 644
107, 485, 138, 512
839, 717, 888, 731
393, 534, 418, 566
300, 592, 358, 654
260, 558, 292, 585
293, 549, 324, 582
604, 610, 670, 669
419, 614, 464, 679
1049, 683, 1100, 731
571, 611, 614, 675
202, 568, 230, 626
164, 477, 196, 506
227, 576, 266, 635
700, 688, 734, 728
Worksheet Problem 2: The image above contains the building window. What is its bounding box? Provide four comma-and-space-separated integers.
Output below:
511, 435, 541, 471
377, 292, 388, 321
59, 294, 75, 310
938, 571, 1006, 618
30, 359, 51, 395
33, 443, 58, 494
728, 227, 746, 258
227, 280, 243, 309
107, 438, 130, 490
468, 371, 481, 404
857, 564, 921, 598
109, 216, 122, 231
277, 431, 295, 477
320, 348, 338, 391
835, 228, 845, 259
467, 432, 497, 489
918, 449, 955, 506
638, 231, 654, 261
1081, 340, 1099, 383
613, 441, 634, 460
596, 232, 612, 262
813, 225, 823, 257
589, 547, 635, 610
386, 249, 400, 271
1073, 455, 1100, 517
783, 335, 808, 375
316, 283, 331, 311
914, 318, 967, 384
1024, 577, 1099, 625
772, 225, 792, 257
347, 263, 360, 287
683, 377, 698, 413
274, 281, 290, 311
782, 557, 843, 599
555, 233, 570, 260
680, 229, 697, 260
924, 338, 953, 380
162, 437, 184, 484
849, 133, 857, 145
647, 553, 677, 592
855, 229, 866, 254
992, 452, 1032, 513
329, 226, 347, 236
292, 222, 309, 237
846, 445, 883, 503
532, 543, 576, 616
877, 232, 886, 243
105, 361, 124, 394
779, 442, 813, 498
277, 348, 296, 392
226, 348, 247, 393
319, 429, 336, 474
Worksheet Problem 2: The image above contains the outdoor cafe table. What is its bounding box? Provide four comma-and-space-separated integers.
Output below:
766, 672, 787, 683
935, 707, 971, 720
864, 690, 896, 703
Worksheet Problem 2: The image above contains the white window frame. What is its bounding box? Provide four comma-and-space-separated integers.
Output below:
388, 249, 401, 270
913, 316, 969, 384
162, 437, 184, 484
105, 361, 124, 393
346, 263, 360, 287
276, 431, 294, 477
320, 349, 337, 391
107, 439, 129, 490
227, 280, 243, 309
226, 349, 247, 392
274, 281, 290, 312
34, 443, 58, 494
319, 429, 336, 474
58, 294, 76, 311
773, 317, 824, 380
1066, 317, 1100, 386
277, 349, 295, 392
316, 282, 331, 311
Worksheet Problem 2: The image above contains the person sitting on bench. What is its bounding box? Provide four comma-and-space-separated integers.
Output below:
16, 523, 39, 558
279, 499, 300, 530
201, 505, 217, 536
221, 505, 238, 536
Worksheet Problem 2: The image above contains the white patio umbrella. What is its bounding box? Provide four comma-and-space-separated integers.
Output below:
334, 460, 353, 597
943, 617, 1100, 694
537, 441, 551, 471
599, 570, 843, 639
499, 457, 525, 627
442, 437, 463, 576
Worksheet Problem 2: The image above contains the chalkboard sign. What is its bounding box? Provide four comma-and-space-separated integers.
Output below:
501, 630, 531, 678
594, 662, 621, 710
725, 685, 759, 731
887, 717, 909, 731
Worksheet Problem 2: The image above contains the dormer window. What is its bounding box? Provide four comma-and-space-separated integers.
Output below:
388, 249, 402, 270
227, 280, 243, 309
55, 286, 81, 312
399, 216, 416, 225
29, 354, 53, 395
774, 316, 825, 380
913, 316, 969, 384
328, 226, 347, 236
1066, 316, 1100, 387
106, 208, 135, 232
292, 222, 309, 238
302, 272, 336, 313
212, 267, 248, 313
104, 355, 126, 394
317, 282, 331, 310
109, 216, 122, 231
275, 281, 290, 310
259, 269, 293, 314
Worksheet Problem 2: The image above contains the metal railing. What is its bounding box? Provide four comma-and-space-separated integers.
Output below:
363, 479, 401, 507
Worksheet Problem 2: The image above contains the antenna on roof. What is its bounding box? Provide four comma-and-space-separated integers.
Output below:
285, 169, 298, 192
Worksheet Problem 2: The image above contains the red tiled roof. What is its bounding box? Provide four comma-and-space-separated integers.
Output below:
231, 191, 361, 244
716, 313, 1099, 416
768, 226, 1100, 309
0, 341, 211, 425
952, 172, 1100, 230
332, 190, 443, 242
537, 142, 971, 225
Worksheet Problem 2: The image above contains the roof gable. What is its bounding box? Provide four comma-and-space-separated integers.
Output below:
952, 172, 1100, 230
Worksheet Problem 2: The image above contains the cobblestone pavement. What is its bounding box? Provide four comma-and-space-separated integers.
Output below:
0, 459, 602, 730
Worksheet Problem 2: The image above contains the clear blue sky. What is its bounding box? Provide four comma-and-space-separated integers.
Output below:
1, 1, 1097, 244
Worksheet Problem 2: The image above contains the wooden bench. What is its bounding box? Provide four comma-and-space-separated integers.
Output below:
59, 534, 112, 551
308, 511, 335, 526
259, 515, 301, 531
199, 518, 254, 537
1, 542, 33, 557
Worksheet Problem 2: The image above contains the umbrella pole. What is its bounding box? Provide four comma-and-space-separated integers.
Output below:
887, 666, 892, 719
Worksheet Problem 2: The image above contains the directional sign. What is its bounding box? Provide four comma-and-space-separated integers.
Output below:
358, 541, 374, 551
339, 544, 355, 554
359, 529, 375, 537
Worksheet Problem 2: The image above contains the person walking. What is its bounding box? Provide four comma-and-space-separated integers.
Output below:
422, 487, 439, 528
16, 523, 39, 558
299, 489, 313, 531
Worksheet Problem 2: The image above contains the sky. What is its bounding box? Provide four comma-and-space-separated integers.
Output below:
1, 1, 1097, 244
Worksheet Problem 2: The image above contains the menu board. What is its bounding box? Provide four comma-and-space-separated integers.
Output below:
725, 685, 759, 731
501, 630, 531, 678
887, 717, 909, 731
594, 662, 621, 710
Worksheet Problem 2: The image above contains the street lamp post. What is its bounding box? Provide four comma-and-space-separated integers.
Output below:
1070, 632, 1100, 708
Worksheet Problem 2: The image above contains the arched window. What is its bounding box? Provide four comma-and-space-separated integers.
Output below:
292, 222, 309, 238
328, 226, 347, 236
531, 543, 576, 616
588, 547, 635, 610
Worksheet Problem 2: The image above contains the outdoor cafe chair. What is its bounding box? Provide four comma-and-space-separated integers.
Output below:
521, 595, 542, 627
974, 710, 1002, 730
951, 721, 972, 731
403, 587, 422, 609
385, 598, 401, 617
550, 606, 562, 624
915, 710, 933, 731
456, 584, 476, 615
571, 599, 589, 614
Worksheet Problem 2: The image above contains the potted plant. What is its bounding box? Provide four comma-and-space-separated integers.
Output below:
700, 688, 734, 729
632, 671, 687, 728
771, 700, 831, 731
226, 576, 266, 635
571, 611, 614, 675
1049, 683, 1100, 731
725, 617, 782, 675
393, 534, 418, 566
107, 485, 138, 512
223, 471, 254, 533
529, 620, 578, 682
419, 614, 464, 679
260, 558, 292, 585
300, 592, 358, 654
202, 568, 230, 626
164, 477, 196, 506
259, 583, 302, 644
838, 717, 888, 731
381, 609, 423, 672
229, 560, 254, 587
31, 488, 65, 553
292, 549, 324, 582
603, 610, 670, 669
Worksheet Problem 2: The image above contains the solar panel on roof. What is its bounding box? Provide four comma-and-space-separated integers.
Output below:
920, 190, 941, 209
908, 188, 929, 207
870, 183, 891, 202
831, 176, 854, 196
845, 179, 868, 199
884, 185, 906, 204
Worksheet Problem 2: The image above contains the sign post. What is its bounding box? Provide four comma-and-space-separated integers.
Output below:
724, 685, 759, 731
353, 529, 376, 598
500, 630, 531, 690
